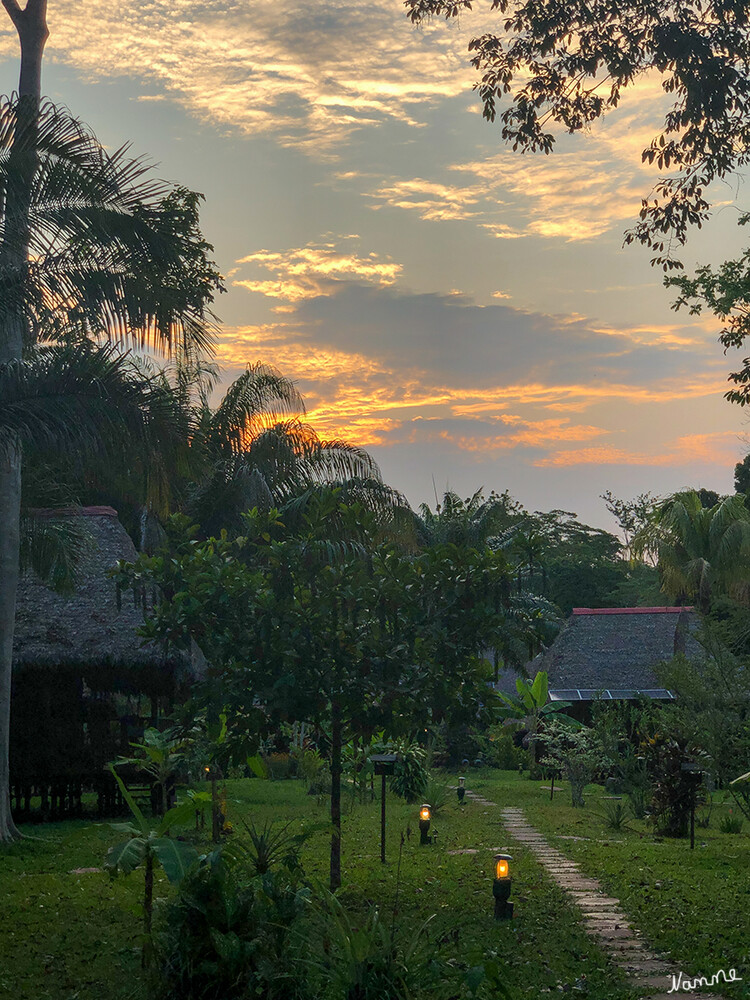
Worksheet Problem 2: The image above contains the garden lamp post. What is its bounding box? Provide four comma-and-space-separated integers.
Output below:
681, 762, 702, 850
370, 754, 398, 863
419, 803, 432, 845
457, 776, 466, 804
492, 853, 513, 919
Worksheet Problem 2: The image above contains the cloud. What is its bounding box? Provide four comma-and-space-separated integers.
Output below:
0, 0, 496, 152
362, 75, 674, 240
437, 417, 608, 453
234, 237, 401, 300
368, 177, 486, 221
534, 432, 743, 468
217, 264, 731, 469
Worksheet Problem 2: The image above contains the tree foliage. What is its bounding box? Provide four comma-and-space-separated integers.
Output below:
633, 490, 750, 611
117, 497, 513, 888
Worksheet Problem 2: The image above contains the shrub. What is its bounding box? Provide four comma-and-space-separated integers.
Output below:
293, 748, 330, 796
153, 855, 310, 1000
602, 797, 629, 831
267, 753, 292, 780
480, 725, 525, 770
229, 819, 311, 877
537, 721, 610, 807
388, 739, 429, 803
431, 723, 484, 768
640, 731, 705, 837
627, 786, 649, 820
422, 777, 450, 816
719, 812, 744, 834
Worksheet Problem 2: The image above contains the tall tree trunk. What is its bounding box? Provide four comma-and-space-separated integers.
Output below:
0, 0, 48, 845
329, 700, 342, 892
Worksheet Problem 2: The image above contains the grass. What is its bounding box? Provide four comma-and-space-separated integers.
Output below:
1, 775, 639, 1000
2, 772, 748, 999
472, 770, 750, 999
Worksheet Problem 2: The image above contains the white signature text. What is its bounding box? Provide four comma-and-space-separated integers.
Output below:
668, 968, 743, 993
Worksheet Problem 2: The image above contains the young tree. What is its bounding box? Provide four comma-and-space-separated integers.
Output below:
119, 499, 510, 890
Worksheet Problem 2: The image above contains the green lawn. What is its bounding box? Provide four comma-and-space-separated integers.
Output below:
1, 772, 747, 999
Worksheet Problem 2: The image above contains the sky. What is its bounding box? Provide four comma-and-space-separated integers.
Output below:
2, 0, 748, 530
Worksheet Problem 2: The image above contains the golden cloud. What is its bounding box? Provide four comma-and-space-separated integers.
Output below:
234, 238, 402, 300
534, 432, 743, 468
364, 76, 671, 240
0, 0, 497, 151
215, 323, 729, 455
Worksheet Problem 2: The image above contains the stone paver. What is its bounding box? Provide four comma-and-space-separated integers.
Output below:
462, 793, 722, 1000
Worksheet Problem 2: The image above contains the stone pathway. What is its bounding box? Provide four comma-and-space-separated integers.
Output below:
465, 792, 721, 1000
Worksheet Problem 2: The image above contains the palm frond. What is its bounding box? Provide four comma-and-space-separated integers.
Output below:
19, 511, 87, 592
206, 363, 304, 459
0, 97, 223, 357
0, 342, 178, 462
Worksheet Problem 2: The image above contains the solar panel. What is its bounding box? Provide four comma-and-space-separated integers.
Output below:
548, 688, 677, 702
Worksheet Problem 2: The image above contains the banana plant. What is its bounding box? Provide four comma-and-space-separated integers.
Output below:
115, 726, 187, 815
495, 670, 580, 770
104, 767, 199, 966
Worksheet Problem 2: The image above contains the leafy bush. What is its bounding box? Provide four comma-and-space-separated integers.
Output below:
152, 854, 310, 1000
294, 748, 330, 796
267, 753, 293, 780
537, 720, 610, 807
480, 725, 525, 770
431, 723, 483, 768
640, 731, 705, 837
387, 739, 428, 804
719, 812, 744, 834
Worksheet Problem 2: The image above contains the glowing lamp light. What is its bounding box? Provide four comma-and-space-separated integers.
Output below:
492, 853, 513, 920
419, 803, 432, 845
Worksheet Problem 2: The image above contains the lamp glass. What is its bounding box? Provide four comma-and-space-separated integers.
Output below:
419, 805, 431, 821
495, 858, 509, 879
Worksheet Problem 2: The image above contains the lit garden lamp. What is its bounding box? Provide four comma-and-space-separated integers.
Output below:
492, 853, 514, 920
419, 803, 432, 845
457, 776, 466, 804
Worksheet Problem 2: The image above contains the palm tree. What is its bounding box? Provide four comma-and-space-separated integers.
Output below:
633, 491, 750, 613
165, 361, 401, 538
417, 487, 522, 548
0, 94, 222, 843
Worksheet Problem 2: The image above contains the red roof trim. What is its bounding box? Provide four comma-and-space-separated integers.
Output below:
572, 606, 693, 615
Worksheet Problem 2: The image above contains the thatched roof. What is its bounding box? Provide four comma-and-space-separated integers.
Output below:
12, 506, 200, 679
496, 606, 700, 702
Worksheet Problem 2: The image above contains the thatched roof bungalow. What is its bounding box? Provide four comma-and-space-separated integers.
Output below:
495, 606, 700, 705
10, 506, 201, 817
